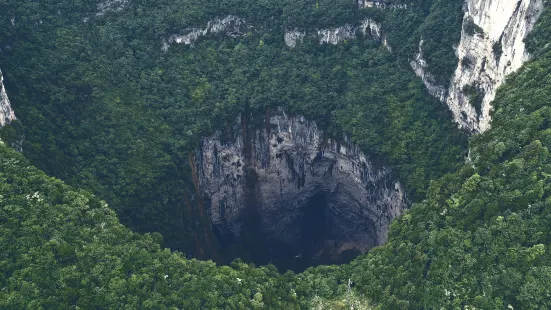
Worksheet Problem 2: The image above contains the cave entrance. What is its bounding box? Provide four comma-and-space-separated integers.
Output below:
214, 190, 368, 273
300, 192, 331, 254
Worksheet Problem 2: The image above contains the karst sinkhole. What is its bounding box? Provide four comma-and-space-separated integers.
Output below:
212, 188, 377, 273
198, 109, 405, 273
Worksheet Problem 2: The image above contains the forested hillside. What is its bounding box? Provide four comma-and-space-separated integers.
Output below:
0, 0, 466, 256
3, 0, 551, 308
0, 143, 319, 308
329, 5, 551, 308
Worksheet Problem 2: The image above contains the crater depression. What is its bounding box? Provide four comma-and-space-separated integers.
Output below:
195, 108, 408, 272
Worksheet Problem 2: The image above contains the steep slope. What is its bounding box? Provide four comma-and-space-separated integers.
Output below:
330, 5, 551, 308
0, 0, 467, 257
0, 70, 15, 127
412, 0, 545, 132
0, 142, 317, 309
196, 108, 406, 271
447, 0, 544, 132
2, 1, 551, 309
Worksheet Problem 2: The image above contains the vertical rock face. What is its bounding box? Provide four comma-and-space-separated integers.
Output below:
284, 30, 306, 48
411, 0, 544, 133
195, 108, 407, 269
318, 25, 356, 45
446, 0, 544, 132
410, 40, 448, 102
358, 0, 409, 9
0, 70, 16, 128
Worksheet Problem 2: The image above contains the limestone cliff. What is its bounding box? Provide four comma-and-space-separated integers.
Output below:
412, 0, 544, 132
284, 18, 390, 50
358, 0, 409, 9
0, 70, 16, 128
163, 16, 247, 50
447, 0, 544, 132
195, 108, 407, 267
162, 14, 388, 51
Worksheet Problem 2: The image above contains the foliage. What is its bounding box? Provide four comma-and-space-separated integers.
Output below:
0, 143, 316, 309
328, 6, 551, 308
0, 0, 466, 255
1, 1, 551, 309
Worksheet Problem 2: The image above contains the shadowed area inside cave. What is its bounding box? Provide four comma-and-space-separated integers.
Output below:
213, 191, 366, 273
199, 108, 406, 273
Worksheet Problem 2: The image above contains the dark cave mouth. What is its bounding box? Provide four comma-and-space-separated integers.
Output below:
213, 191, 374, 273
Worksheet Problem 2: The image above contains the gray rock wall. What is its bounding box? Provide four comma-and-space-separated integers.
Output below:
411, 0, 544, 133
0, 70, 16, 128
446, 0, 544, 132
195, 108, 407, 263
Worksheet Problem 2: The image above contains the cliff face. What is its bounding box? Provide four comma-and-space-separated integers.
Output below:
0, 70, 16, 128
446, 0, 544, 132
411, 0, 544, 133
195, 108, 407, 268
162, 14, 388, 50
358, 0, 409, 9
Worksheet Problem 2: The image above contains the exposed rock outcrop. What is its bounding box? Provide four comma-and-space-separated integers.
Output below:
97, 0, 128, 15
284, 30, 306, 48
410, 40, 448, 102
195, 108, 407, 269
445, 0, 544, 132
410, 0, 544, 133
0, 70, 16, 128
358, 0, 409, 9
284, 18, 390, 50
163, 15, 247, 50
318, 25, 356, 45
162, 14, 389, 50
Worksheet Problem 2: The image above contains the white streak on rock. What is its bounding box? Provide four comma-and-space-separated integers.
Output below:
318, 25, 356, 45
410, 40, 448, 101
284, 30, 306, 48
284, 18, 390, 50
0, 70, 16, 128
358, 0, 409, 9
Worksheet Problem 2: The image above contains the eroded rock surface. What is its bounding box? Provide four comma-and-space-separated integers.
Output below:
163, 15, 247, 50
0, 70, 16, 127
446, 0, 544, 132
195, 108, 407, 270
284, 18, 390, 49
358, 0, 409, 9
411, 0, 544, 133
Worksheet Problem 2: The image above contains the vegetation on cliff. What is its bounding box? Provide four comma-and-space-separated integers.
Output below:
2, 0, 551, 308
0, 0, 466, 254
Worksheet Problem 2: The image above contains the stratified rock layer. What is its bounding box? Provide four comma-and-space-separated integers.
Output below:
195, 108, 407, 268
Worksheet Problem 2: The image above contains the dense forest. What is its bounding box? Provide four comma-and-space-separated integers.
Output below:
2, 0, 551, 308
0, 0, 466, 255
